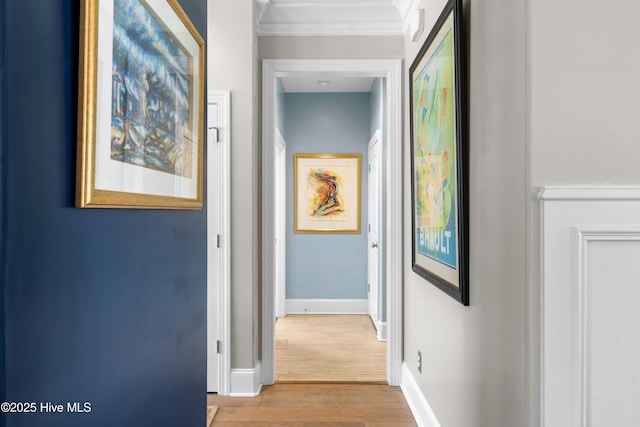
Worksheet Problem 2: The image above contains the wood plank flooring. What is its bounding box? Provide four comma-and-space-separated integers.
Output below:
206, 383, 417, 426
275, 314, 386, 383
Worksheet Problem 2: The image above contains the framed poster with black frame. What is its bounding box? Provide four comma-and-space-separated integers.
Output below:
409, 0, 469, 305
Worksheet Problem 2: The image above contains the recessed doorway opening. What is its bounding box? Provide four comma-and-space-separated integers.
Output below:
262, 59, 403, 387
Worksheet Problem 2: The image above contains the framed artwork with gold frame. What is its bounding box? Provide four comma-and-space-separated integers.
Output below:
294, 154, 361, 234
76, 0, 205, 209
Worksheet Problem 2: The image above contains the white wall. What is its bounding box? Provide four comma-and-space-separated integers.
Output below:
403, 0, 529, 426
208, 0, 260, 369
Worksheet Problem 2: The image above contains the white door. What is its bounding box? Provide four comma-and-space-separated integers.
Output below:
368, 131, 381, 330
274, 129, 287, 318
206, 103, 220, 392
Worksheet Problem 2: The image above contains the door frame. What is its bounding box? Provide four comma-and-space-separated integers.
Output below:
207, 90, 231, 395
274, 128, 287, 319
261, 59, 403, 386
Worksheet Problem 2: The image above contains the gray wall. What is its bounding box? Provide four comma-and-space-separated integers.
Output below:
527, 0, 640, 423
260, 36, 404, 60
403, 0, 528, 426
208, 0, 260, 369
284, 93, 370, 300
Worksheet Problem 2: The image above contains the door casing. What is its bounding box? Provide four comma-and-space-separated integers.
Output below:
261, 59, 403, 386
207, 90, 231, 395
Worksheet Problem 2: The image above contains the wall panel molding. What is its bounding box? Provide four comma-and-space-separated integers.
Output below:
540, 185, 640, 426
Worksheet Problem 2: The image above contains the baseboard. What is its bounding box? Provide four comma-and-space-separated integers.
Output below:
285, 299, 368, 314
376, 321, 388, 341
230, 361, 262, 397
400, 363, 441, 427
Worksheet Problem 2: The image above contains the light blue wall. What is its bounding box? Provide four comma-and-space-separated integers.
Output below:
284, 93, 370, 299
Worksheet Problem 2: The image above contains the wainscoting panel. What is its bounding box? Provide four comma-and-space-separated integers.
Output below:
539, 186, 640, 427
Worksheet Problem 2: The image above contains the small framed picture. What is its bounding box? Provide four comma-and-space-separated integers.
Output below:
294, 154, 361, 234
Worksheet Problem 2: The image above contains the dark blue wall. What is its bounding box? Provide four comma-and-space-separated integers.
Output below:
2, 0, 207, 426
1, 0, 7, 422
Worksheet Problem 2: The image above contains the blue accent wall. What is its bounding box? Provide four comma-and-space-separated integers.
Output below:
1, 0, 7, 420
285, 93, 369, 300
1, 0, 207, 426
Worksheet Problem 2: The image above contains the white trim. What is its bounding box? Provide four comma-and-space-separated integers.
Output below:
399, 0, 422, 32
377, 321, 388, 342
274, 128, 287, 319
538, 185, 640, 201
261, 59, 403, 387
573, 227, 640, 427
207, 90, 231, 396
539, 186, 640, 426
401, 363, 441, 427
285, 299, 368, 314
258, 22, 403, 37
230, 361, 263, 397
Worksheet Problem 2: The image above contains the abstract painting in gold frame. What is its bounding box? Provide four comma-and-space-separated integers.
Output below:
294, 154, 361, 234
76, 0, 205, 209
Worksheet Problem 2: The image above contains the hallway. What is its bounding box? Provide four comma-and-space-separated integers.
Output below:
206, 383, 417, 426
275, 314, 386, 383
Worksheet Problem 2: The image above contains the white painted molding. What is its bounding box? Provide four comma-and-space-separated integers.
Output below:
571, 227, 640, 427
262, 59, 403, 387
207, 90, 231, 396
257, 2, 406, 36
255, 0, 420, 36
230, 362, 263, 397
377, 321, 388, 342
539, 185, 640, 426
285, 299, 368, 314
258, 22, 403, 37
538, 185, 640, 201
401, 363, 441, 427
385, 59, 403, 387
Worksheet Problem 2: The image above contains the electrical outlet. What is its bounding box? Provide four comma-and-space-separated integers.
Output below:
417, 350, 422, 373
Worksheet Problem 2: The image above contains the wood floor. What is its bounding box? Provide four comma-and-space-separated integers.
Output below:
275, 314, 386, 383
206, 315, 416, 426
206, 383, 417, 426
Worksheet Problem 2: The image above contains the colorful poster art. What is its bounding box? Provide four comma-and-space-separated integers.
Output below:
409, 0, 468, 305
413, 28, 457, 269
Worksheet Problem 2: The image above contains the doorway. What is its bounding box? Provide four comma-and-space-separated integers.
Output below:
262, 59, 403, 386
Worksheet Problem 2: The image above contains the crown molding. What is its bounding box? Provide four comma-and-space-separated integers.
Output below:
256, 0, 407, 36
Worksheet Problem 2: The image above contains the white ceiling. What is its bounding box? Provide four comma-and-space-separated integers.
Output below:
280, 76, 375, 93
256, 0, 419, 36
